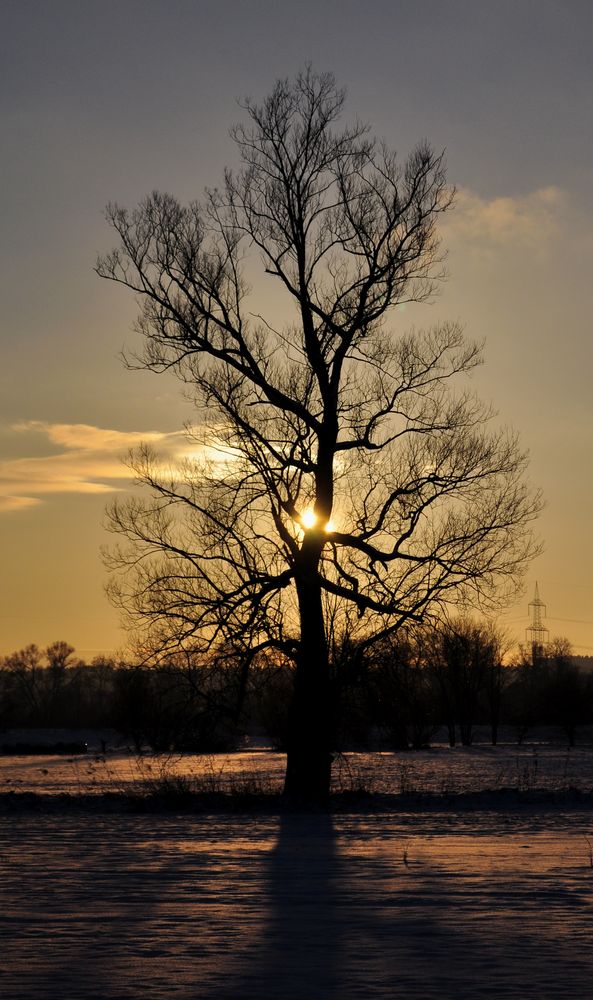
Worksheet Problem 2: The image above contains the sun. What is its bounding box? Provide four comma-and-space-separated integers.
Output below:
301, 508, 317, 529
299, 509, 337, 532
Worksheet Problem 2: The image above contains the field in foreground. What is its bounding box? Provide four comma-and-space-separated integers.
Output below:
3, 745, 593, 998
2, 809, 593, 999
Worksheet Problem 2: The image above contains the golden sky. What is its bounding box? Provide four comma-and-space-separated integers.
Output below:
1, 1, 592, 656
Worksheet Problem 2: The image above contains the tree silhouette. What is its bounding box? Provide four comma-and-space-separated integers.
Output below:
429, 618, 503, 747
97, 68, 541, 802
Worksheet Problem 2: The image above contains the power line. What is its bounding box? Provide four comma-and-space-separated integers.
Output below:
547, 617, 593, 627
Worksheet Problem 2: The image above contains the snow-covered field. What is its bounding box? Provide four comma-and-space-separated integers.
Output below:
3, 746, 593, 999
2, 810, 593, 999
3, 741, 593, 797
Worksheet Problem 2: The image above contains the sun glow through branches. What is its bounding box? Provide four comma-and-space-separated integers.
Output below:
299, 509, 336, 533
301, 509, 317, 529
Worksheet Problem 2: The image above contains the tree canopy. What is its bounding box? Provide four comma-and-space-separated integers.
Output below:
97, 68, 541, 800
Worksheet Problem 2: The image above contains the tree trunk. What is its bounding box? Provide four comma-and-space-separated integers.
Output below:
283, 542, 332, 804
459, 718, 473, 746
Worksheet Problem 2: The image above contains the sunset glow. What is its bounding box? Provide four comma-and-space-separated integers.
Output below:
301, 509, 317, 530
1, 2, 591, 660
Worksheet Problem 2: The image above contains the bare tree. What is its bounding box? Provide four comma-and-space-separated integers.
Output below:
97, 68, 541, 802
429, 618, 504, 747
2, 642, 81, 727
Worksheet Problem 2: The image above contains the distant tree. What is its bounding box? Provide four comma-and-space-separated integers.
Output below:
1, 642, 83, 727
112, 651, 245, 752
481, 628, 510, 746
249, 654, 295, 751
543, 638, 587, 747
2, 645, 45, 725
572, 655, 593, 673
43, 641, 80, 724
429, 618, 502, 746
84, 656, 118, 728
367, 629, 438, 749
97, 68, 541, 802
507, 645, 545, 744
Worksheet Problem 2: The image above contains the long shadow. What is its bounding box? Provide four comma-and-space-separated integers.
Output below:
204, 811, 341, 1000
212, 811, 593, 1000
5, 811, 593, 1000
254, 811, 341, 998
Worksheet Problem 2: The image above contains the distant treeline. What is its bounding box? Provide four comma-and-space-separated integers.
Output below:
1, 628, 593, 750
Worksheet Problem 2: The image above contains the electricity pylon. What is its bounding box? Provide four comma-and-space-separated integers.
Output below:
526, 581, 549, 652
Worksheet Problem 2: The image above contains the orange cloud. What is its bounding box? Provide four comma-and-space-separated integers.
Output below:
0, 422, 192, 513
12, 421, 172, 451
0, 495, 44, 513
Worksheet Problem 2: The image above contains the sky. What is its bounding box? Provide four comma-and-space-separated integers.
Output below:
1, 0, 592, 657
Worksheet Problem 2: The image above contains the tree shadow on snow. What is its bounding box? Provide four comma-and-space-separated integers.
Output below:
5, 813, 593, 1000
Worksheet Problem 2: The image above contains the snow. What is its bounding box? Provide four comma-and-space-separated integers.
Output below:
3, 746, 593, 997
2, 742, 593, 797
2, 810, 593, 999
